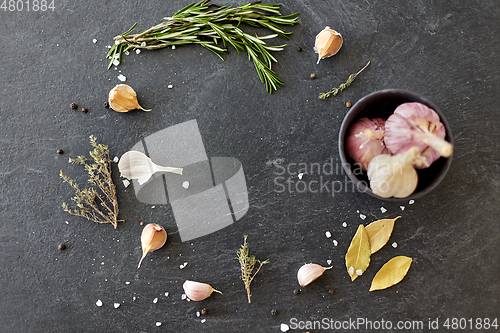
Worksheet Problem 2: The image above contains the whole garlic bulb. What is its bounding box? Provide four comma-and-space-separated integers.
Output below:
346, 117, 389, 171
314, 27, 343, 64
182, 280, 222, 301
108, 84, 151, 113
297, 263, 332, 287
137, 223, 167, 269
367, 147, 427, 198
384, 102, 453, 168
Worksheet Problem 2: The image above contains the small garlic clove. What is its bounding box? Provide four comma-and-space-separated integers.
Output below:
108, 84, 151, 113
138, 223, 167, 269
315, 27, 343, 64
297, 263, 332, 287
118, 151, 183, 185
182, 280, 222, 301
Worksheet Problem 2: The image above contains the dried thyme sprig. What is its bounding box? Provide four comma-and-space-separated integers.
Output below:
319, 61, 371, 99
236, 235, 269, 303
106, 0, 299, 93
60, 136, 123, 229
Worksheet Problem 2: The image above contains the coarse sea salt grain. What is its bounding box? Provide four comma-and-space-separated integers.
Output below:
182, 181, 189, 189
113, 59, 120, 66
153, 298, 158, 304
196, 311, 201, 317
136, 49, 141, 54
325, 231, 331, 238
141, 42, 146, 47
156, 322, 162, 327
356, 269, 363, 276
115, 40, 120, 45
181, 294, 187, 300
117, 74, 126, 82
409, 200, 415, 204
123, 179, 130, 188
380, 207, 387, 213
348, 267, 354, 275
113, 156, 119, 163
125, 281, 130, 285
333, 240, 338, 247
201, 319, 206, 323
280, 323, 290, 332
167, 84, 173, 89
326, 259, 332, 265
172, 45, 176, 50
400, 206, 405, 211
96, 299, 103, 307
124, 50, 129, 56
165, 292, 169, 297
93, 38, 97, 44
114, 303, 120, 309
392, 242, 398, 248
342, 222, 347, 228
359, 214, 366, 220
298, 173, 304, 180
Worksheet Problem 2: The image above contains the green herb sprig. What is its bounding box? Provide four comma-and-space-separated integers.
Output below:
106, 0, 299, 93
60, 136, 123, 229
319, 61, 371, 99
236, 235, 269, 303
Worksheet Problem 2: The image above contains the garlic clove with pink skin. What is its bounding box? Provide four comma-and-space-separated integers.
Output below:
138, 223, 167, 269
346, 117, 389, 171
182, 280, 222, 301
314, 27, 343, 64
384, 102, 453, 168
297, 263, 333, 287
368, 147, 427, 198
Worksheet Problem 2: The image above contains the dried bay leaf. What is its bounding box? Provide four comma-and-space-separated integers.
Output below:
365, 216, 401, 254
369, 256, 412, 291
345, 224, 371, 281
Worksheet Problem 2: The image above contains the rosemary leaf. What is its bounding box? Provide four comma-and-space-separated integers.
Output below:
319, 61, 371, 99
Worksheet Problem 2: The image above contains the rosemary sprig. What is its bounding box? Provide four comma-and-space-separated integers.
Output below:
107, 0, 299, 93
236, 235, 269, 303
60, 136, 123, 229
319, 61, 371, 99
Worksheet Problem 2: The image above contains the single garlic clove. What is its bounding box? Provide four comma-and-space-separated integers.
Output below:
315, 26, 343, 64
108, 84, 151, 113
297, 263, 332, 287
182, 280, 222, 301
138, 223, 167, 269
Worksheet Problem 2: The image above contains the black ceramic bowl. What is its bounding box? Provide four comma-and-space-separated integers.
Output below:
339, 89, 453, 201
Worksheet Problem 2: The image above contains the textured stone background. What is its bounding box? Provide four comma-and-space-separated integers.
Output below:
0, 0, 499, 332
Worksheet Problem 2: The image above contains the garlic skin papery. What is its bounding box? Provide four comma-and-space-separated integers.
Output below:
314, 27, 343, 64
138, 223, 167, 269
182, 280, 222, 301
346, 117, 389, 171
297, 263, 332, 287
384, 102, 453, 168
108, 84, 151, 113
367, 147, 427, 198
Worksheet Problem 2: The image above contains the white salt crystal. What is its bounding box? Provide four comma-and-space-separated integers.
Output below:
133, 296, 136, 301
101, 262, 105, 265
114, 303, 120, 308
164, 292, 169, 297
136, 49, 141, 54
156, 322, 162, 327
115, 40, 120, 45
333, 240, 338, 247
400, 206, 405, 211
356, 210, 360, 213
201, 319, 206, 323
180, 262, 188, 269
181, 294, 187, 300
380, 207, 387, 213
280, 323, 290, 332
342, 222, 347, 228
106, 45, 111, 49
117, 74, 126, 82
298, 173, 304, 180
125, 281, 130, 285
65, 221, 69, 224
96, 299, 103, 307
153, 298, 158, 304
141, 42, 146, 47
151, 206, 155, 209
113, 59, 119, 66
325, 231, 331, 238
326, 259, 332, 265
122, 179, 130, 188
409, 200, 415, 204
356, 269, 363, 276
196, 311, 200, 317
359, 214, 366, 220
124, 50, 129, 55
113, 156, 119, 163
392, 242, 398, 248
92, 38, 97, 44
172, 45, 176, 50
182, 181, 189, 189
348, 267, 354, 275
167, 84, 173, 89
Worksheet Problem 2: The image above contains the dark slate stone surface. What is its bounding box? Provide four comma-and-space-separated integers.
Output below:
1, 0, 499, 332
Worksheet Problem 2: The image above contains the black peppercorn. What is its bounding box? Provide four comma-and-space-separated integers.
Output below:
297, 46, 302, 51
201, 308, 208, 315
58, 244, 66, 250
293, 289, 300, 295
104, 101, 110, 108
271, 309, 278, 316
70, 103, 77, 109
57, 149, 64, 154
81, 107, 88, 113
